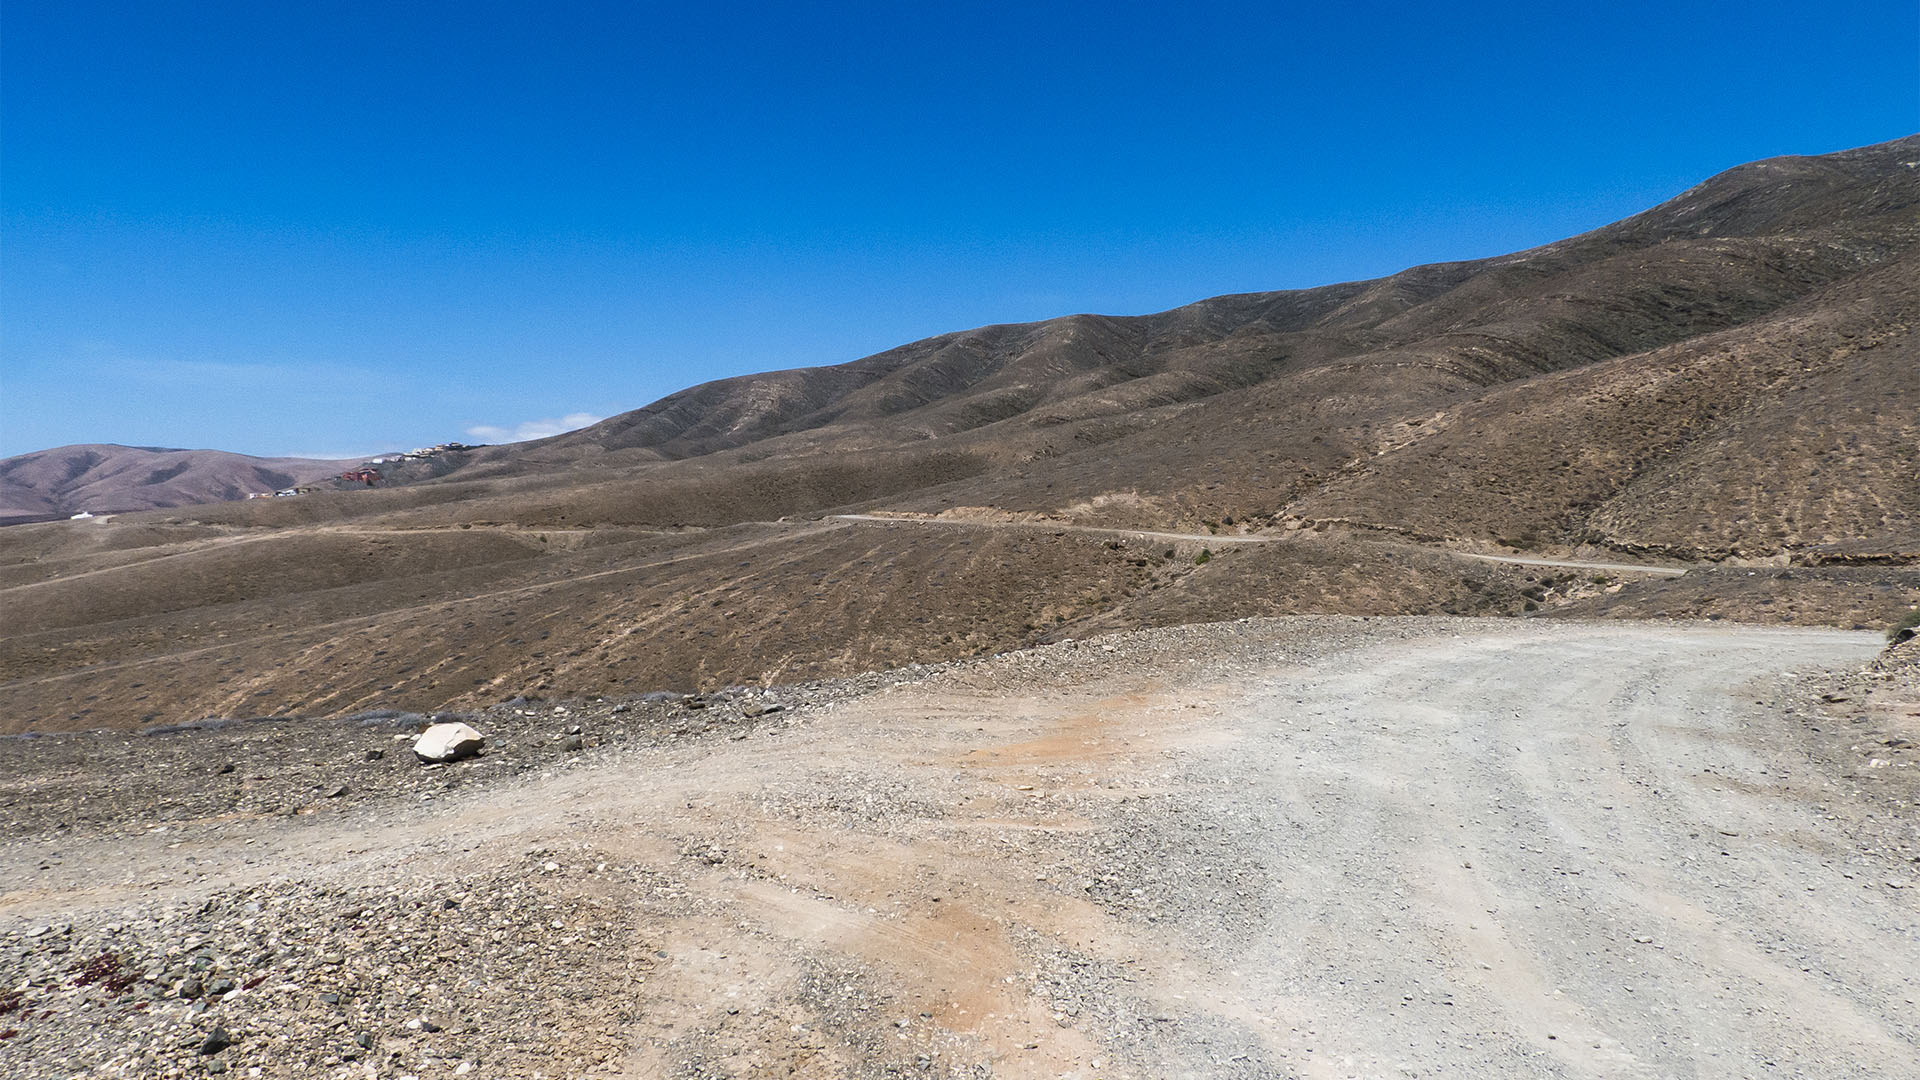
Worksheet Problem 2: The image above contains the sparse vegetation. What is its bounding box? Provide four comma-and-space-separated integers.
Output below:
1195, 549, 1212, 565
1891, 608, 1920, 642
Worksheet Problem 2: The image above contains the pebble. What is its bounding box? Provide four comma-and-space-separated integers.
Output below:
199, 1026, 234, 1055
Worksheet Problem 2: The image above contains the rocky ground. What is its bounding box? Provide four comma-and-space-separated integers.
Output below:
3, 617, 1916, 1079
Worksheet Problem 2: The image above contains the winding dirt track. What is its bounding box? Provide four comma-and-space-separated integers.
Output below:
828, 513, 1694, 576
6, 619, 1913, 1078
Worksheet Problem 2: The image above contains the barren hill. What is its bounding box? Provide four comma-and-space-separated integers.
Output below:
470, 135, 1917, 536
0, 445, 357, 524
1, 136, 1916, 732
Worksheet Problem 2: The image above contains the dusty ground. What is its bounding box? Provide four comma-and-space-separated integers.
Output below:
3, 617, 1916, 1079
8, 507, 1914, 736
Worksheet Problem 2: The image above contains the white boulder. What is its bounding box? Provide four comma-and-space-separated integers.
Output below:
413, 722, 485, 763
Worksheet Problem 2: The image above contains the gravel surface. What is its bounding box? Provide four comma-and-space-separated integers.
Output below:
2, 617, 1915, 1079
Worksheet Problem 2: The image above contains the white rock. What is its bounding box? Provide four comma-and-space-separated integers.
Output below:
413, 723, 485, 763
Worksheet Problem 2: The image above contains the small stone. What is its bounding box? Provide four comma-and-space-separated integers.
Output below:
364, 748, 385, 761
179, 977, 204, 999
561, 735, 584, 752
324, 784, 348, 799
355, 1032, 375, 1049
217, 763, 236, 775
199, 1026, 233, 1055
207, 977, 235, 997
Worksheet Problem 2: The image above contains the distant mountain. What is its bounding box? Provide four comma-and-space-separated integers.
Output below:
0, 444, 356, 523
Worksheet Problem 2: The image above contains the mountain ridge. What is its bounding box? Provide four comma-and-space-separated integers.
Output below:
460, 135, 1916, 481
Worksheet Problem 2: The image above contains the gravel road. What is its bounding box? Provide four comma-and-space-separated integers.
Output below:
3, 618, 1914, 1079
1449, 551, 1689, 576
829, 513, 1693, 575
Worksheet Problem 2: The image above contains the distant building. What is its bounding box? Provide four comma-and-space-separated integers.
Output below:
69, 511, 94, 520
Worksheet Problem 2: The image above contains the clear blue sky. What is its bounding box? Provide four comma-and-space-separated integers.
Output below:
3, 1, 1914, 459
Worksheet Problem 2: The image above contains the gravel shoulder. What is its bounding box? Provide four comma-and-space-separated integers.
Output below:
2, 617, 1915, 1079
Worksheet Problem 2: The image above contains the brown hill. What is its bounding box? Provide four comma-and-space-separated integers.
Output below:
2, 135, 1915, 733
0, 444, 359, 524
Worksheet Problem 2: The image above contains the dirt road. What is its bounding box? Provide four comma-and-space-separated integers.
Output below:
830, 512, 1275, 545
3, 619, 1914, 1078
1449, 550, 1690, 576
829, 512, 1694, 576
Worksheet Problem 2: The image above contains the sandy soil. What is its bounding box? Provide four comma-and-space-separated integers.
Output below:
3, 618, 1915, 1078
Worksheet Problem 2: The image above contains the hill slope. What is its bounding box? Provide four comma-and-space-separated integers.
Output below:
1, 135, 1915, 732
429, 134, 1916, 558
482, 136, 1916, 477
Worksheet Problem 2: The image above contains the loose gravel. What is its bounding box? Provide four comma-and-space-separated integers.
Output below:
3, 617, 1914, 1079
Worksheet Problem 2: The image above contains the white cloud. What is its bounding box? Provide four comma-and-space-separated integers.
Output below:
465, 412, 605, 444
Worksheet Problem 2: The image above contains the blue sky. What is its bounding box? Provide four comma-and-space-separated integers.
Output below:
3, 1, 1914, 459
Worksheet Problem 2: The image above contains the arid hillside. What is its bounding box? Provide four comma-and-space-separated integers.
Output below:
2, 136, 1915, 732
0, 445, 356, 524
